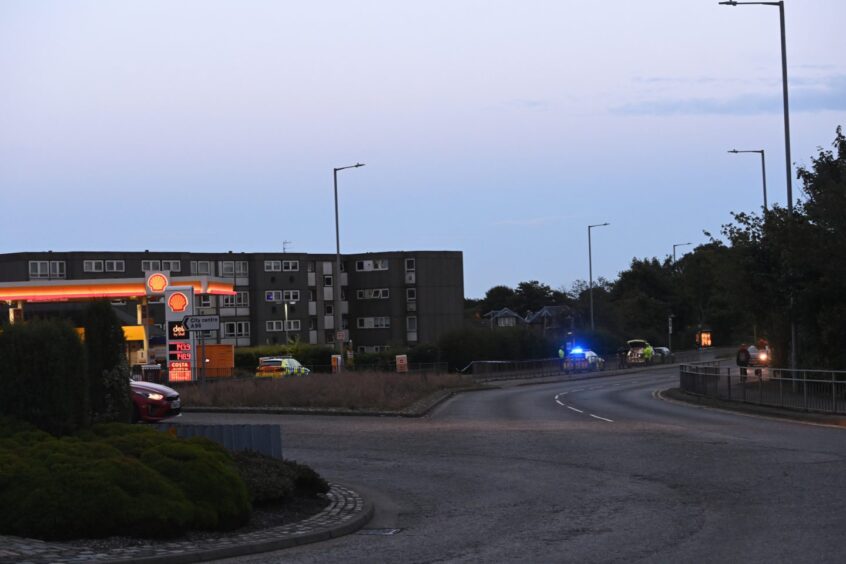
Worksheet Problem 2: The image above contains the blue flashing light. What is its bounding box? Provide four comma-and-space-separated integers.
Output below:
571, 347, 584, 354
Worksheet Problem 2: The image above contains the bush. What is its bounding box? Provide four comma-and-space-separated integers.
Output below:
233, 451, 329, 507
0, 320, 89, 435
139, 436, 251, 530
0, 424, 252, 540
83, 301, 131, 423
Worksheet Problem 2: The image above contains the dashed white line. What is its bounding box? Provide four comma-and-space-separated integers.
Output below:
589, 414, 614, 422
566, 406, 584, 414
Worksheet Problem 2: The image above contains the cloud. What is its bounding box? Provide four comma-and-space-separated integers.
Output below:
506, 99, 550, 111
613, 75, 846, 116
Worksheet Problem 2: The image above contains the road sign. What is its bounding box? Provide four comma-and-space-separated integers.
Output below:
183, 315, 220, 332
336, 330, 347, 342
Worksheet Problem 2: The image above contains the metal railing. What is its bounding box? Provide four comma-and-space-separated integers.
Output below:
679, 364, 846, 414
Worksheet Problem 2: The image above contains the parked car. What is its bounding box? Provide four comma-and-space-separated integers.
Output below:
653, 347, 674, 363
256, 356, 311, 378
563, 348, 605, 372
130, 378, 181, 423
626, 339, 654, 364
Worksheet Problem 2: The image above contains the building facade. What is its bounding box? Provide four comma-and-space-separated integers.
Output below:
0, 250, 464, 353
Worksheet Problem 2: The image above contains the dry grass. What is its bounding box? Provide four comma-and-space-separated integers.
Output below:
178, 371, 472, 411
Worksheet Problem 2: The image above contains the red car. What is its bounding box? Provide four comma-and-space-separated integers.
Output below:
130, 378, 181, 423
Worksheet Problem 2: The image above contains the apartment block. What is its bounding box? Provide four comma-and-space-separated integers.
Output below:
0, 250, 464, 353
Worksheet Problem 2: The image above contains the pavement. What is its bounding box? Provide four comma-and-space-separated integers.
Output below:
0, 483, 373, 564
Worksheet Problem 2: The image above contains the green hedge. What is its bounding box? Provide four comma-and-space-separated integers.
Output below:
0, 423, 250, 540
83, 301, 131, 423
0, 321, 89, 435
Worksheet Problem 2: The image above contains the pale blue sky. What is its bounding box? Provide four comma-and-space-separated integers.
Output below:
2, 1, 844, 297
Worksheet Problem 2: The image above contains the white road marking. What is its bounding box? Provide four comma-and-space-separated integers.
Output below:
555, 398, 566, 407
566, 406, 584, 414
590, 414, 614, 422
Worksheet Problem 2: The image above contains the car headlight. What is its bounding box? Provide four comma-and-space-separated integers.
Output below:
136, 391, 165, 400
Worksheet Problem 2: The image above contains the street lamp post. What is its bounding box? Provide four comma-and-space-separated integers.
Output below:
728, 149, 768, 210
588, 222, 610, 332
673, 242, 692, 264
720, 0, 796, 370
283, 301, 295, 345
333, 163, 365, 363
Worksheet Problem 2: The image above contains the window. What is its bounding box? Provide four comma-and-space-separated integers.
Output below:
142, 260, 161, 272
266, 320, 285, 332
286, 319, 301, 331
265, 290, 283, 303
29, 261, 48, 279
222, 291, 249, 307
355, 259, 389, 272
405, 258, 416, 272
282, 260, 299, 272
407, 288, 417, 300
29, 261, 66, 279
162, 260, 181, 273
324, 304, 334, 315
309, 289, 316, 301
236, 261, 248, 275
191, 261, 213, 275
223, 321, 250, 337
407, 316, 417, 331
323, 275, 333, 287
221, 261, 234, 276
105, 260, 124, 272
83, 260, 104, 272
308, 262, 316, 272
196, 295, 213, 308
497, 317, 516, 327
357, 316, 391, 329
309, 318, 317, 330
357, 288, 389, 300
284, 289, 300, 302
264, 260, 282, 272
29, 260, 65, 278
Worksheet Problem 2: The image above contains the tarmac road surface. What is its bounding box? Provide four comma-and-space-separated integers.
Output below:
182, 366, 846, 564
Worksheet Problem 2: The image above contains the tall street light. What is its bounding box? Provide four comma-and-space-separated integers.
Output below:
333, 163, 365, 362
673, 242, 692, 264
588, 222, 610, 332
719, 1, 792, 216
720, 0, 796, 370
728, 149, 768, 210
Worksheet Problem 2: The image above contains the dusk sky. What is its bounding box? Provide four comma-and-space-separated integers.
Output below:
2, 1, 844, 298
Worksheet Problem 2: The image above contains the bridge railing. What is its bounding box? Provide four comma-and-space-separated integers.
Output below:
679, 364, 846, 414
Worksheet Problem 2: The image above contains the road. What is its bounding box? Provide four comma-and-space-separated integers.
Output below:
182, 366, 846, 563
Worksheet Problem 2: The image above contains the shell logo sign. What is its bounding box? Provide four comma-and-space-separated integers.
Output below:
167, 291, 189, 313
146, 272, 169, 294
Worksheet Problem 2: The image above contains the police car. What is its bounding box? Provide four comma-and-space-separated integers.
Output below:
563, 347, 605, 372
256, 356, 311, 377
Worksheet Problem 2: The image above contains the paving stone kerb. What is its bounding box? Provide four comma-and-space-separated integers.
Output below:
0, 483, 373, 564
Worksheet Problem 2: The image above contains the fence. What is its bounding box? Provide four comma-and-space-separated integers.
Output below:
679, 363, 846, 414
156, 423, 283, 459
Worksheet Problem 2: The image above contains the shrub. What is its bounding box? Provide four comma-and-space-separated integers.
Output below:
0, 320, 89, 435
0, 424, 252, 540
233, 451, 329, 506
0, 434, 192, 540
139, 435, 251, 530
83, 301, 131, 423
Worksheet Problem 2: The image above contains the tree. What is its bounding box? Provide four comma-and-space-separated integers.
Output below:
83, 301, 131, 422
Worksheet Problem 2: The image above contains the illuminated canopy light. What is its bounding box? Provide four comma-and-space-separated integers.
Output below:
0, 277, 236, 303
